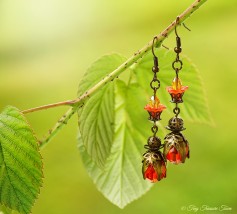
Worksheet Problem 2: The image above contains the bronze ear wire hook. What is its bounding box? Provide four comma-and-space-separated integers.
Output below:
174, 17, 182, 54
152, 36, 159, 71
150, 36, 160, 95
174, 18, 191, 54
152, 36, 158, 58
174, 17, 180, 37
151, 36, 159, 76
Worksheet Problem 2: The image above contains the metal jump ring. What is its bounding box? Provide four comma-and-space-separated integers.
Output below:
151, 125, 158, 134
150, 79, 160, 90
173, 107, 180, 115
172, 60, 183, 71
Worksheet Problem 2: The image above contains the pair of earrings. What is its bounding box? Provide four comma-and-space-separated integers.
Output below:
142, 26, 190, 183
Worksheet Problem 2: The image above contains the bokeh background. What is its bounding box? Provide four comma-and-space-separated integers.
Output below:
0, 0, 236, 213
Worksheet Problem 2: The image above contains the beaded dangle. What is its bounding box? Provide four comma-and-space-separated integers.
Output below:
163, 20, 190, 164
142, 37, 167, 183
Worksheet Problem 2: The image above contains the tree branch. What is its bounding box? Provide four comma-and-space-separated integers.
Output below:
21, 0, 207, 116
21, 0, 207, 149
70, 0, 208, 105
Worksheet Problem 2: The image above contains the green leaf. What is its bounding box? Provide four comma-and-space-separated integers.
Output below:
134, 49, 212, 124
79, 79, 152, 208
0, 106, 43, 214
78, 51, 211, 208
78, 54, 126, 167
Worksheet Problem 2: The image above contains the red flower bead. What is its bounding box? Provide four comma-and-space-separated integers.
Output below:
142, 151, 167, 182
144, 164, 158, 182
166, 77, 188, 103
166, 146, 182, 164
164, 133, 190, 164
144, 96, 166, 121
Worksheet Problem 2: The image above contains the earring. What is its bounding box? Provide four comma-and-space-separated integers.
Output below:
142, 37, 167, 183
163, 19, 190, 164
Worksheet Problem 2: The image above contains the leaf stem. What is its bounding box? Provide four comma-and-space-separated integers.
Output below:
21, 100, 75, 114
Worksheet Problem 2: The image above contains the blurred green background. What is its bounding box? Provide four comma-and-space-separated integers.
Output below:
0, 0, 237, 213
